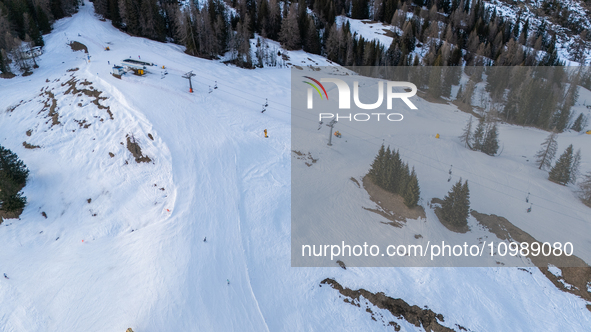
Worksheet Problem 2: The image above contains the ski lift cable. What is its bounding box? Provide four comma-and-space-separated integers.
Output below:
184, 73, 588, 221
348, 133, 587, 222
330, 122, 589, 224
332, 118, 581, 210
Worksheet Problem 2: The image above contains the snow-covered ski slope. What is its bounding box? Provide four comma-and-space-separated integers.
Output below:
0, 1, 590, 331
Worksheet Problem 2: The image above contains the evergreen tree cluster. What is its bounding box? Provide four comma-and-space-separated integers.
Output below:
494, 66, 581, 132
0, 145, 28, 212
0, 0, 75, 73
570, 113, 588, 133
459, 116, 499, 156
0, 0, 79, 73
548, 144, 581, 186
368, 144, 420, 208
89, 0, 585, 71
440, 178, 470, 227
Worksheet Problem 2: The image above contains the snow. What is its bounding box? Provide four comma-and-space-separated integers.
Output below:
0, 1, 590, 331
336, 16, 396, 48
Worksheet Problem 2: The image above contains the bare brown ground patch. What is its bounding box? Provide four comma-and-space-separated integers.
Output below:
23, 141, 40, 149
74, 119, 91, 128
6, 101, 23, 113
0, 72, 16, 79
471, 211, 591, 302
126, 134, 152, 163
0, 208, 23, 223
321, 278, 462, 332
0, 182, 25, 223
39, 90, 60, 126
292, 150, 317, 167
362, 175, 425, 227
382, 29, 397, 38
69, 41, 88, 53
62, 77, 113, 120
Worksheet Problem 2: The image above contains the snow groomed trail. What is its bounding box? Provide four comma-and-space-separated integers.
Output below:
0, 1, 590, 331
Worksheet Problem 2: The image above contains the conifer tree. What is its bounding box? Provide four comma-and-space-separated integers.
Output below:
549, 144, 574, 185
459, 116, 473, 148
304, 17, 321, 55
472, 117, 485, 151
481, 123, 499, 156
369, 144, 386, 182
570, 149, 581, 184
441, 178, 470, 227
579, 171, 591, 207
391, 149, 403, 193
0, 145, 29, 212
0, 49, 6, 73
382, 146, 393, 190
570, 113, 587, 132
278, 3, 300, 50
403, 167, 420, 208
535, 131, 558, 170
398, 162, 410, 195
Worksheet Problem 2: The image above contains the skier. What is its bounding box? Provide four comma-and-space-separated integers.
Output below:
3, 273, 8, 279
203, 237, 206, 242
108, 61, 110, 65
227, 279, 230, 285
527, 203, 532, 213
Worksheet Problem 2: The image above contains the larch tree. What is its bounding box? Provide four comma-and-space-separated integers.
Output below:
278, 3, 300, 50
459, 116, 473, 148
535, 131, 558, 170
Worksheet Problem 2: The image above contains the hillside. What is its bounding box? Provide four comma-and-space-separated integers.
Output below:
0, 1, 590, 331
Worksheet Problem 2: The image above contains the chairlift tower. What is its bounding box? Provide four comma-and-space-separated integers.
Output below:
183, 71, 196, 93
327, 119, 337, 146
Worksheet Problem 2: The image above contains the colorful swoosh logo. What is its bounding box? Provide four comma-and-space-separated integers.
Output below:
303, 76, 328, 100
